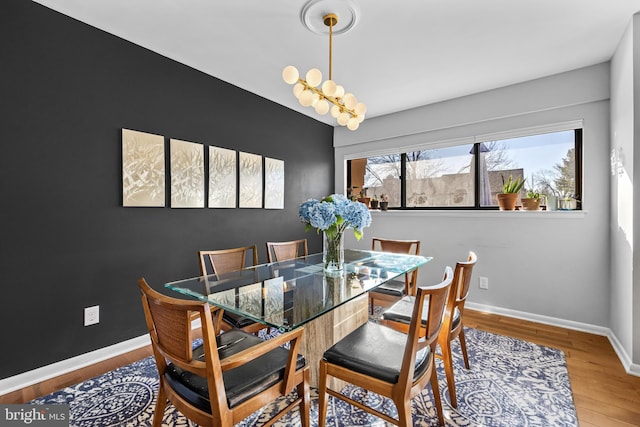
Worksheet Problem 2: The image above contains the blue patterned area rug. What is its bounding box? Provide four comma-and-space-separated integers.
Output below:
31, 328, 577, 426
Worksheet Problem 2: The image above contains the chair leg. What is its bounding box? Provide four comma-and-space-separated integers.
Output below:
459, 328, 471, 369
318, 361, 329, 427
441, 339, 458, 408
396, 399, 413, 427
153, 384, 168, 427
297, 369, 311, 427
429, 359, 445, 427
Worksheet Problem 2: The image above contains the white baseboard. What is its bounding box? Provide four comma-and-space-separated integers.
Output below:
466, 302, 640, 377
0, 320, 204, 398
0, 334, 151, 397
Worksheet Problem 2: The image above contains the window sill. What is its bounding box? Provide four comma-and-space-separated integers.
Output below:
369, 209, 587, 219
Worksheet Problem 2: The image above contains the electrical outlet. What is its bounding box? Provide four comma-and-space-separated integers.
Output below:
84, 305, 100, 326
479, 277, 489, 290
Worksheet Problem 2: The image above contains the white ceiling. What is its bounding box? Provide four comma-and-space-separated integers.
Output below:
33, 0, 640, 127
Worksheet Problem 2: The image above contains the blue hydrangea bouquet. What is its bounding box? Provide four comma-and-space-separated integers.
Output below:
299, 194, 371, 271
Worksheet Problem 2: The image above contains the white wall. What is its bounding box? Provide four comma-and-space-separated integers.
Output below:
335, 64, 612, 329
610, 15, 635, 366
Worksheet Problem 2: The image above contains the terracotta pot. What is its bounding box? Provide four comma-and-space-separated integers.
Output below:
496, 193, 518, 211
521, 198, 541, 211
357, 197, 371, 208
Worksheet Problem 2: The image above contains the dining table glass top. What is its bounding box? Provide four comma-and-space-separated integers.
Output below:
165, 248, 430, 332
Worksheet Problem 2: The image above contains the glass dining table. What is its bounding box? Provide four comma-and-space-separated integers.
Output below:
166, 248, 430, 331
165, 248, 430, 386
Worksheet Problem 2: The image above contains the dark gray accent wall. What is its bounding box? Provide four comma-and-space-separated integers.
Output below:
0, 0, 333, 378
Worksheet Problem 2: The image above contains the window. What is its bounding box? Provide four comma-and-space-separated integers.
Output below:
347, 128, 582, 210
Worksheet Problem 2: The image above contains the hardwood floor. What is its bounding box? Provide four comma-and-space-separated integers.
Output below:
1, 309, 640, 426
0, 346, 153, 405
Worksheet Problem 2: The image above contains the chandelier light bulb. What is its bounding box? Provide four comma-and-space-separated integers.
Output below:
334, 85, 345, 99
337, 112, 350, 126
357, 113, 366, 123
315, 99, 330, 115
282, 66, 299, 85
343, 93, 357, 110
311, 93, 320, 106
322, 80, 337, 97
354, 102, 367, 116
330, 105, 341, 118
306, 68, 323, 87
299, 89, 315, 107
293, 83, 304, 98
347, 117, 360, 130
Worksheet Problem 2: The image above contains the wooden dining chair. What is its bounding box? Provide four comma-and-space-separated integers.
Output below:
368, 237, 421, 314
138, 278, 311, 427
381, 251, 478, 408
266, 239, 308, 262
318, 266, 452, 427
198, 245, 265, 334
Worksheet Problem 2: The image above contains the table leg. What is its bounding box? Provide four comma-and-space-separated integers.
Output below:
298, 294, 368, 388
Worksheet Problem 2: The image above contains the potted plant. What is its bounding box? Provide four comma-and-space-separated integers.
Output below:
559, 193, 578, 210
346, 186, 359, 201
379, 193, 390, 211
357, 187, 371, 208
521, 189, 541, 211
497, 175, 525, 210
370, 195, 379, 210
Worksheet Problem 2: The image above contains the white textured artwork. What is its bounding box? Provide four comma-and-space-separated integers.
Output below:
209, 146, 237, 208
170, 138, 205, 208
239, 152, 262, 208
264, 157, 284, 209
263, 276, 284, 325
238, 283, 262, 317
122, 129, 165, 207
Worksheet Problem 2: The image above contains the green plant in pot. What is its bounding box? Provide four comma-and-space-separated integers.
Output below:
357, 187, 371, 208
370, 195, 379, 210
521, 189, 541, 211
379, 193, 389, 211
497, 175, 525, 210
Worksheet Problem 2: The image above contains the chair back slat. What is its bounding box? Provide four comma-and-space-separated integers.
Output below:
443, 251, 477, 333
147, 297, 194, 361
454, 251, 477, 304
372, 237, 420, 256
266, 239, 308, 262
417, 267, 452, 344
399, 266, 452, 388
370, 237, 421, 307
198, 245, 258, 276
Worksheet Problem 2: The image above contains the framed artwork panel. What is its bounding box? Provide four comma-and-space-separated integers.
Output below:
239, 152, 262, 208
264, 157, 284, 209
121, 128, 165, 207
170, 138, 205, 208
209, 146, 237, 208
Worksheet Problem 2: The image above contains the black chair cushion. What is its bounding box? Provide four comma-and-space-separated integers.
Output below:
322, 322, 430, 384
164, 329, 306, 412
382, 296, 460, 331
371, 279, 406, 297
223, 311, 258, 329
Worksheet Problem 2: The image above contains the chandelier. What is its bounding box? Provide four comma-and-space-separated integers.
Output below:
282, 13, 366, 131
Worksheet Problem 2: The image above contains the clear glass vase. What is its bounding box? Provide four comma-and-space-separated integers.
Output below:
323, 231, 344, 273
